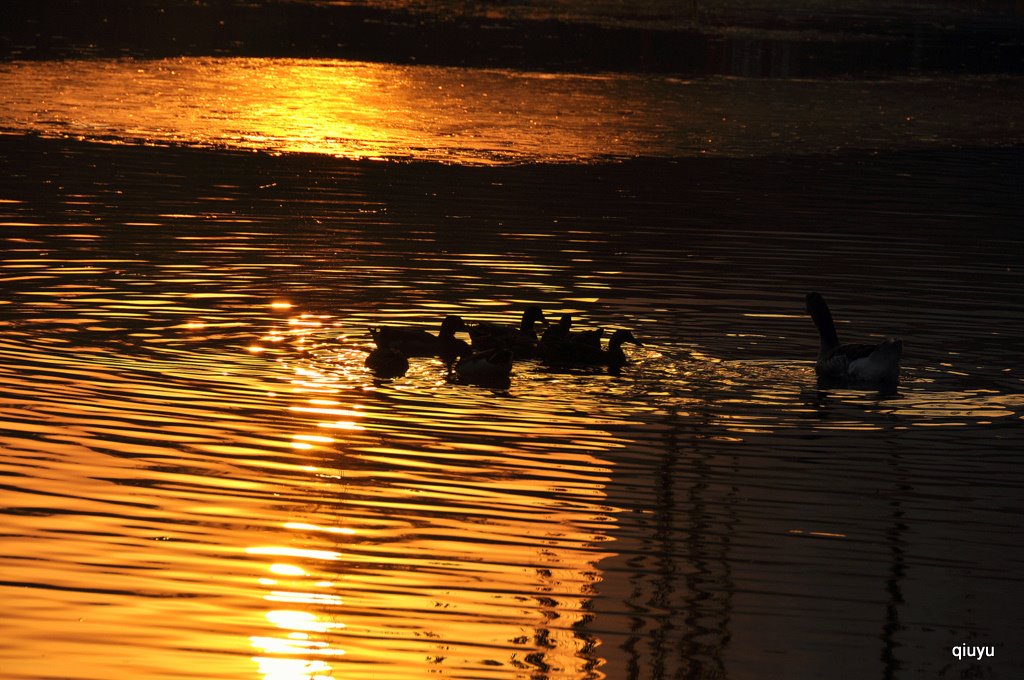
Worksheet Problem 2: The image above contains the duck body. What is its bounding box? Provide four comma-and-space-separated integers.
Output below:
540, 315, 602, 360
438, 337, 471, 371
469, 305, 547, 358
370, 315, 466, 358
452, 347, 513, 388
571, 328, 604, 348
817, 338, 904, 384
542, 328, 642, 369
364, 345, 409, 378
806, 292, 902, 390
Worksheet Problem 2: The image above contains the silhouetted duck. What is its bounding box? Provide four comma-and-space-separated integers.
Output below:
452, 347, 513, 388
543, 328, 643, 369
540, 314, 572, 343
364, 345, 409, 379
439, 336, 471, 372
469, 305, 547, 357
539, 314, 603, 361
571, 326, 603, 347
805, 292, 902, 389
370, 315, 467, 358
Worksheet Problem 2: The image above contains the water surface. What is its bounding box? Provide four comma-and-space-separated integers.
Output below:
2, 58, 1023, 163
1, 130, 1022, 678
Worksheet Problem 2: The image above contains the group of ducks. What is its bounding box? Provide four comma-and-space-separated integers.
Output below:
363, 293, 904, 391
365, 305, 643, 387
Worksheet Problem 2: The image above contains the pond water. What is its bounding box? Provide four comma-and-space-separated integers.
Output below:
0, 55, 1022, 680
2, 58, 1023, 163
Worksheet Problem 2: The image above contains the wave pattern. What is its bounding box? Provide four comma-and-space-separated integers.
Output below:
0, 138, 1022, 679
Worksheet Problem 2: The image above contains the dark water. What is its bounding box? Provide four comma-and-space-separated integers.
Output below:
1, 131, 1022, 678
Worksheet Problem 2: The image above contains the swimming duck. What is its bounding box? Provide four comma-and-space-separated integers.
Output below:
539, 314, 603, 360
571, 326, 604, 348
370, 315, 467, 358
805, 292, 902, 389
364, 345, 409, 379
452, 347, 513, 388
540, 314, 572, 343
543, 328, 642, 369
439, 336, 471, 372
469, 305, 547, 358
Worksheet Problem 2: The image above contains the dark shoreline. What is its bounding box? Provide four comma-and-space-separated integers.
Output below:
4, 0, 1024, 77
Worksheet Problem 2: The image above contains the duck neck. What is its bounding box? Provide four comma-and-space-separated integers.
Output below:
606, 338, 627, 365
608, 333, 630, 352
439, 319, 459, 339
809, 303, 840, 350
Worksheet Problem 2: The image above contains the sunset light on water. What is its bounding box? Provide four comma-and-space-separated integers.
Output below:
1, 1, 1023, 679
2, 58, 1021, 163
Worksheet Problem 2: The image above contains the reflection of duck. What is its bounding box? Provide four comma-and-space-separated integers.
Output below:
370, 315, 467, 358
469, 306, 547, 357
364, 345, 409, 378
452, 347, 513, 388
543, 328, 643, 369
806, 292, 902, 389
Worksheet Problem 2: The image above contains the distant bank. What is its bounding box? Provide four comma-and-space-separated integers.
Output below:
3, 0, 1024, 77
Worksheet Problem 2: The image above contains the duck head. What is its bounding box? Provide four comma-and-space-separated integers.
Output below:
440, 315, 468, 335
609, 329, 643, 348
805, 292, 828, 315
522, 306, 548, 330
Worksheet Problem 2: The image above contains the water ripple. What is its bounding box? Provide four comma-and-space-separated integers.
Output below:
0, 137, 1021, 678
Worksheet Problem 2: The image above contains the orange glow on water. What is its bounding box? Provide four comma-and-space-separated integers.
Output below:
3, 57, 1020, 163
2, 97, 1022, 680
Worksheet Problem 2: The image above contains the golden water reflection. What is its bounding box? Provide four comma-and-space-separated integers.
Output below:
1, 146, 1022, 679
233, 310, 624, 678
1, 58, 1023, 162
228, 304, 1024, 679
